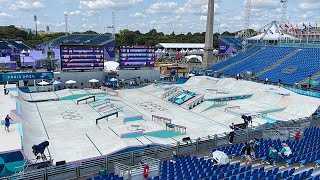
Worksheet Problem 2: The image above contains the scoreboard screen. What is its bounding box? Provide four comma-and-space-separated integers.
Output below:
119, 45, 155, 68
60, 45, 104, 70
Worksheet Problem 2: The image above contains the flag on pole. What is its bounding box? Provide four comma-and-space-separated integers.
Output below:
285, 24, 289, 28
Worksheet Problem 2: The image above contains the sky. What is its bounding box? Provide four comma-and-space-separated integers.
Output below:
0, 0, 319, 34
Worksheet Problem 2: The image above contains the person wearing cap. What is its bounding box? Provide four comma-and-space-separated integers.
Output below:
278, 143, 292, 158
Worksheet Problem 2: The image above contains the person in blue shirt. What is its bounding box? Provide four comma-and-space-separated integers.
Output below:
5, 115, 13, 132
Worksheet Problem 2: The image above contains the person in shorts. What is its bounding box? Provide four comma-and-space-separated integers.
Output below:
243, 142, 253, 165
5, 115, 13, 132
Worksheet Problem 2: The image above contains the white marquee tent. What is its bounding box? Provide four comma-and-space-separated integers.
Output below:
247, 21, 298, 41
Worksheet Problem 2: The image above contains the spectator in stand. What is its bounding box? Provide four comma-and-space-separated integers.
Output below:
242, 142, 253, 165
251, 139, 260, 159
267, 145, 278, 165
229, 123, 235, 144
98, 166, 107, 178
295, 129, 301, 140
278, 143, 292, 158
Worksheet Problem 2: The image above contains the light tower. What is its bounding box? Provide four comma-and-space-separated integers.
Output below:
34, 15, 38, 47
242, 0, 251, 51
203, 0, 215, 69
107, 12, 116, 39
64, 12, 69, 35
34, 15, 38, 35
280, 0, 288, 24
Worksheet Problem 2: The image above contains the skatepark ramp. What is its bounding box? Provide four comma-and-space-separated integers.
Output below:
185, 94, 205, 109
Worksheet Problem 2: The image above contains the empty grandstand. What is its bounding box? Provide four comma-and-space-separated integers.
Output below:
209, 45, 320, 87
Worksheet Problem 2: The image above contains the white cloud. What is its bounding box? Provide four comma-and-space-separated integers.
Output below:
79, 0, 143, 10
178, 0, 219, 14
10, 0, 45, 10
82, 23, 96, 29
0, 12, 11, 17
250, 0, 279, 9
147, 2, 177, 14
298, 1, 320, 10
130, 12, 146, 18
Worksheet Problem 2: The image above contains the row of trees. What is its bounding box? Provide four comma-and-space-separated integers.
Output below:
0, 26, 238, 48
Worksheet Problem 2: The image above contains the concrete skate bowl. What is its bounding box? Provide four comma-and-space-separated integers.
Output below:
0, 151, 26, 178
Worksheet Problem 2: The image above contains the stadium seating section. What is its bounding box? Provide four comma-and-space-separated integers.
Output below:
0, 41, 12, 50
86, 127, 320, 180
259, 48, 320, 85
220, 37, 242, 50
50, 34, 112, 46
223, 47, 295, 76
7, 41, 30, 51
209, 46, 320, 86
209, 47, 261, 71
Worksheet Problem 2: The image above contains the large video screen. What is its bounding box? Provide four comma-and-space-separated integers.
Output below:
60, 45, 104, 70
119, 45, 155, 68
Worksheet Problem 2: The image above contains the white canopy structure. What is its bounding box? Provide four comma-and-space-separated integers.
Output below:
89, 79, 99, 83
65, 80, 76, 84
104, 61, 119, 72
247, 21, 298, 41
184, 55, 203, 63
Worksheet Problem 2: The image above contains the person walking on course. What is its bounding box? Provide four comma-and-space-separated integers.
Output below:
5, 115, 13, 132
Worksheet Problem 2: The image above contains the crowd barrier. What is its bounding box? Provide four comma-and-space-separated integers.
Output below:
1, 116, 319, 180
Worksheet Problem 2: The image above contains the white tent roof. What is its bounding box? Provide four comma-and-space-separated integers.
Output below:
104, 61, 119, 72
247, 21, 298, 41
184, 55, 202, 63
156, 43, 204, 49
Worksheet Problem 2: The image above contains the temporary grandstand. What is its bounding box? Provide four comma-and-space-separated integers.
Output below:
0, 40, 30, 51
209, 45, 320, 89
46, 34, 114, 48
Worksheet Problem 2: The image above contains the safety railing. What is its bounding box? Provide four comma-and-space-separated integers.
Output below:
1, 116, 319, 180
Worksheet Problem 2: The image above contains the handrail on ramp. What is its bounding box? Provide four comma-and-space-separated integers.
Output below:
77, 96, 96, 105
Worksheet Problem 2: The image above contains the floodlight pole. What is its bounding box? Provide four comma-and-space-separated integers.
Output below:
242, 0, 251, 51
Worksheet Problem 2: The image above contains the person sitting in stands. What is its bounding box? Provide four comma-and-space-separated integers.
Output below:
267, 145, 278, 165
171, 151, 179, 163
98, 166, 107, 178
278, 143, 292, 158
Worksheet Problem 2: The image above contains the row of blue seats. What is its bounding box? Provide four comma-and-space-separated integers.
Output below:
223, 47, 295, 76
209, 47, 260, 71
86, 173, 123, 180
259, 48, 320, 85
